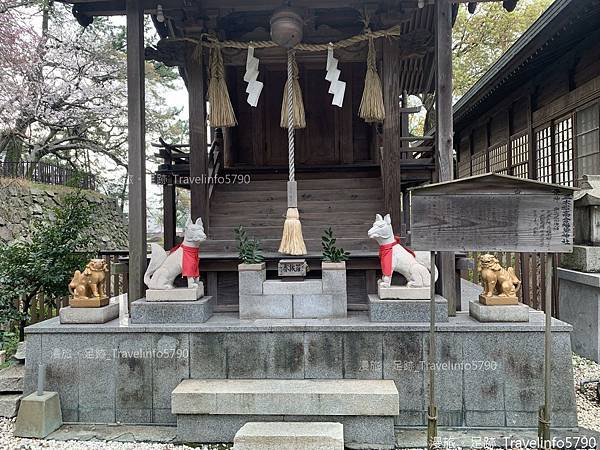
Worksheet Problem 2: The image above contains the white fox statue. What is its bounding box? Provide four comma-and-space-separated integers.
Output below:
368, 213, 438, 288
144, 217, 207, 290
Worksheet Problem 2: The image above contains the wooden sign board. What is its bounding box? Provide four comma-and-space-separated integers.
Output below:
409, 173, 576, 253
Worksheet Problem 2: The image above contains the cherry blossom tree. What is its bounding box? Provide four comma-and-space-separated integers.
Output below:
0, 2, 186, 207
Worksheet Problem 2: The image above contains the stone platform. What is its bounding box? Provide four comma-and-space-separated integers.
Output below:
130, 296, 214, 324
368, 294, 448, 323
469, 301, 529, 322
173, 379, 397, 447
145, 283, 204, 302
59, 301, 119, 324
23, 310, 577, 430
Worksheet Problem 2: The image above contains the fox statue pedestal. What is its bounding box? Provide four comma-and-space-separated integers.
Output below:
131, 217, 215, 324
146, 283, 204, 301
367, 213, 448, 323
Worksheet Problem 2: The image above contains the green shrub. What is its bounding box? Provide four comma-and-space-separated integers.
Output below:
0, 191, 94, 338
234, 226, 264, 264
321, 227, 350, 263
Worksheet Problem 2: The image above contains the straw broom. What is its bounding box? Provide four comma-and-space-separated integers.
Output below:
278, 49, 307, 255
207, 46, 237, 128
359, 38, 385, 123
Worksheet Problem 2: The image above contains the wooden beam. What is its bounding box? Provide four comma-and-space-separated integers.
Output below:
163, 182, 176, 249
126, 0, 147, 302
185, 47, 209, 230
381, 39, 403, 234
435, 0, 456, 316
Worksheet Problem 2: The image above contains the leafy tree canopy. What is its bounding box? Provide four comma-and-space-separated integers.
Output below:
453, 0, 554, 97
0, 1, 187, 208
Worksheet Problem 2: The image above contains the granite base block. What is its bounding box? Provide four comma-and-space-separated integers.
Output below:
13, 391, 62, 438
469, 301, 529, 322
59, 302, 119, 324
368, 295, 448, 323
146, 284, 204, 302
239, 294, 293, 319
233, 421, 344, 450
558, 269, 600, 362
560, 245, 600, 273
378, 285, 430, 300
130, 296, 214, 324
176, 414, 394, 449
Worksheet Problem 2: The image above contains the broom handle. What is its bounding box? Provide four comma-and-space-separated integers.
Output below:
287, 50, 295, 183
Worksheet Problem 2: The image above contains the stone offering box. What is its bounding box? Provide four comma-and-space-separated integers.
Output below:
238, 261, 347, 319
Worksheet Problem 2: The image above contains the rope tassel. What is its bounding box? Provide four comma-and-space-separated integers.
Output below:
280, 51, 306, 129
207, 46, 237, 128
279, 50, 307, 256
359, 38, 385, 123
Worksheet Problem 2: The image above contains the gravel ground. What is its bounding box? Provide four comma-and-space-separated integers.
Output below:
573, 353, 600, 432
0, 417, 230, 450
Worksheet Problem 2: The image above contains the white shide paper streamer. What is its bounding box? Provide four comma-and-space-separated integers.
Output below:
244, 47, 263, 107
325, 46, 346, 107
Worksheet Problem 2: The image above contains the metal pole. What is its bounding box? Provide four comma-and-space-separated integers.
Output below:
427, 251, 438, 450
538, 253, 552, 446
37, 363, 46, 396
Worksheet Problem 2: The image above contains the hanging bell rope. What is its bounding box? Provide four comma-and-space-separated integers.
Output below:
207, 46, 237, 128
359, 37, 385, 123
280, 51, 306, 129
279, 49, 307, 256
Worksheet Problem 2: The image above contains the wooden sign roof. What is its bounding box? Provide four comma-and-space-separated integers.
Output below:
409, 173, 577, 253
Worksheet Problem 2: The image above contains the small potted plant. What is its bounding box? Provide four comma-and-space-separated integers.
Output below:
321, 227, 349, 316
235, 226, 265, 295
321, 227, 350, 270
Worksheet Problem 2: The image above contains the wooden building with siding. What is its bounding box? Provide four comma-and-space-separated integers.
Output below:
454, 0, 600, 187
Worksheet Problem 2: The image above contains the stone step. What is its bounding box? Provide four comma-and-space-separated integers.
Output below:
233, 422, 344, 450
0, 393, 21, 418
0, 364, 25, 392
172, 379, 399, 416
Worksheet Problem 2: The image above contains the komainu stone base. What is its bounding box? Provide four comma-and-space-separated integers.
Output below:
368, 294, 448, 323
146, 283, 204, 302
233, 421, 344, 450
378, 285, 430, 300
70, 296, 109, 308
131, 296, 214, 324
177, 415, 394, 449
13, 391, 62, 438
478, 294, 519, 306
469, 301, 529, 322
59, 302, 119, 324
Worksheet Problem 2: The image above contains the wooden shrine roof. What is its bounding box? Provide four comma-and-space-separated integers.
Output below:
62, 0, 519, 95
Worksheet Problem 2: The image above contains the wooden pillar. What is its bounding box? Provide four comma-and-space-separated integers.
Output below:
381, 39, 402, 234
185, 47, 209, 229
435, 0, 457, 315
126, 0, 147, 302
163, 182, 176, 249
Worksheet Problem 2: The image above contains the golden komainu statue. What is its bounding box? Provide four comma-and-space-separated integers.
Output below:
68, 259, 109, 307
478, 254, 521, 305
